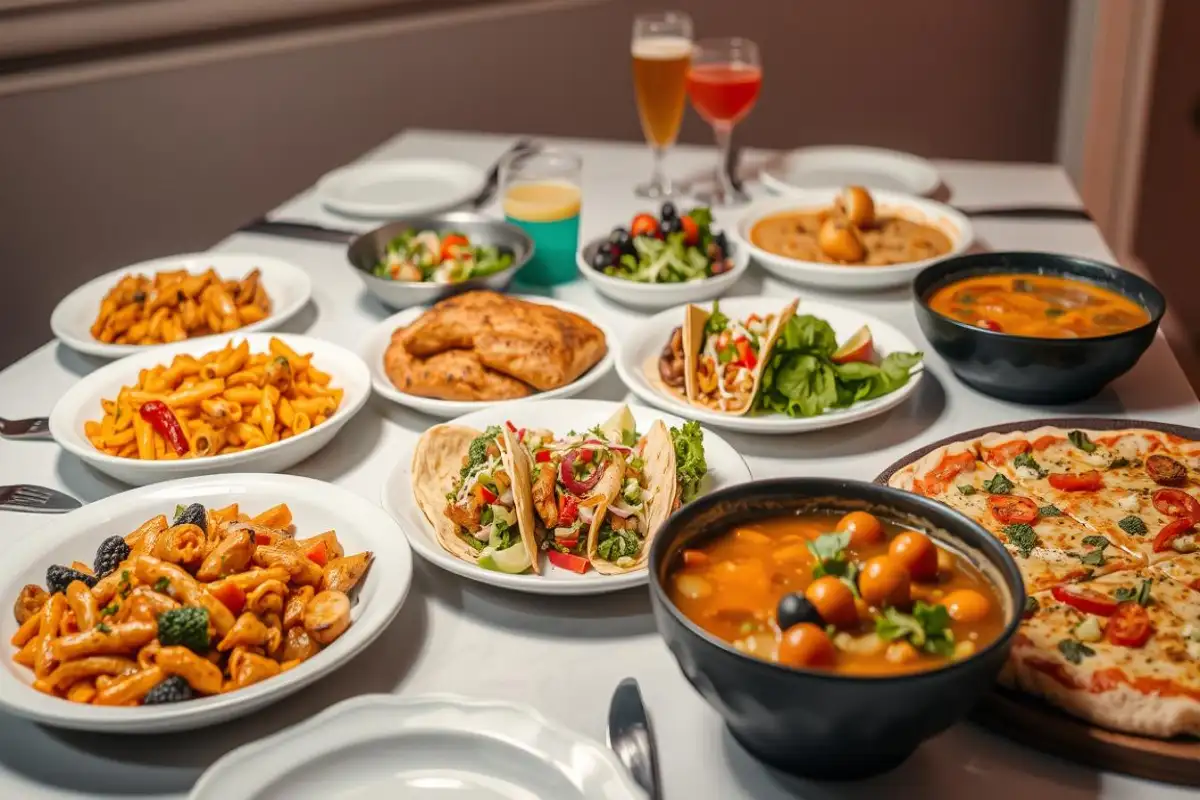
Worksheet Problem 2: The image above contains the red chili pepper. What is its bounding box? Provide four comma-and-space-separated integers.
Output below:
548, 550, 589, 574
535, 449, 552, 463
139, 400, 190, 456
558, 494, 579, 527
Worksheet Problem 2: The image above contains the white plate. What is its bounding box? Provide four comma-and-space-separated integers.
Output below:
317, 159, 487, 218
190, 694, 644, 800
0, 473, 413, 733
733, 189, 973, 291
575, 236, 751, 312
361, 296, 616, 419
50, 253, 313, 360
615, 296, 924, 435
381, 399, 752, 595
49, 333, 371, 486
760, 145, 941, 196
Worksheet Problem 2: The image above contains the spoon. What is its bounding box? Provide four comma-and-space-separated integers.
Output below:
607, 677, 662, 799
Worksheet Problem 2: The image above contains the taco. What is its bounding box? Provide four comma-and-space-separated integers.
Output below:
411, 423, 540, 574
586, 411, 708, 574
682, 299, 799, 415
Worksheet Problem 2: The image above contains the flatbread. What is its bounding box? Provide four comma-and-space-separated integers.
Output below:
501, 427, 542, 575
887, 425, 1200, 738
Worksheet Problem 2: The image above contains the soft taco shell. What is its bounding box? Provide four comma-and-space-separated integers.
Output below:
588, 421, 677, 575
411, 424, 539, 572
500, 427, 542, 575
683, 299, 799, 417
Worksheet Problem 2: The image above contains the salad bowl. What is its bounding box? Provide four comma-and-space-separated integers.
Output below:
577, 236, 749, 311
346, 212, 533, 309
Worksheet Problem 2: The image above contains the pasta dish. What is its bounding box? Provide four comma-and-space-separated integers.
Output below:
91, 268, 271, 345
10, 502, 373, 706
85, 337, 342, 460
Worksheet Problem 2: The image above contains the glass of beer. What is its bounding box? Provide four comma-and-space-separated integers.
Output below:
631, 11, 693, 198
501, 148, 583, 286
686, 37, 763, 206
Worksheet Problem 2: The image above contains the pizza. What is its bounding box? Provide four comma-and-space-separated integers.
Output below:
888, 425, 1200, 737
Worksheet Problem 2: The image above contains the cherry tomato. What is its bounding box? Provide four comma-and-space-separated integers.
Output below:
1153, 517, 1196, 553
941, 589, 992, 623
477, 484, 498, 504
857, 555, 911, 608
1152, 488, 1200, 521
1105, 602, 1152, 648
1051, 584, 1118, 616
888, 531, 938, 581
1047, 470, 1104, 492
836, 511, 884, 547
977, 319, 1003, 332
804, 576, 858, 629
631, 213, 659, 238
778, 623, 836, 669
988, 495, 1039, 524
440, 234, 470, 262
679, 214, 701, 245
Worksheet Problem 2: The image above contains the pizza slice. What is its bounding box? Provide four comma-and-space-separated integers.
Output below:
888, 441, 1142, 592
978, 427, 1200, 563
1153, 552, 1200, 594
1004, 565, 1200, 737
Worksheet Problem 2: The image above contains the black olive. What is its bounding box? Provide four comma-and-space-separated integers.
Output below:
609, 228, 634, 255
660, 201, 678, 221
661, 217, 683, 237
777, 593, 823, 630
713, 231, 729, 254
590, 247, 613, 270
172, 503, 207, 533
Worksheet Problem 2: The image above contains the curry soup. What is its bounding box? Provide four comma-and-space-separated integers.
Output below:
667, 511, 1006, 676
750, 210, 953, 266
926, 273, 1149, 338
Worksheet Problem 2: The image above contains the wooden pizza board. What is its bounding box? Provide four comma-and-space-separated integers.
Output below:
876, 417, 1200, 786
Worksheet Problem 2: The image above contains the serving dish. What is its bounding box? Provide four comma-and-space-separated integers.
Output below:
0, 473, 412, 733
875, 417, 1200, 786
648, 477, 1024, 779
346, 212, 533, 310
733, 189, 972, 291
913, 251, 1166, 404
316, 158, 487, 218
760, 145, 941, 196
615, 296, 924, 434
190, 694, 644, 799
382, 399, 752, 595
576, 236, 749, 311
50, 253, 313, 360
49, 333, 371, 486
360, 294, 614, 419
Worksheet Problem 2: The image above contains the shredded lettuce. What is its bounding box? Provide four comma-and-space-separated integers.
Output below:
670, 421, 707, 503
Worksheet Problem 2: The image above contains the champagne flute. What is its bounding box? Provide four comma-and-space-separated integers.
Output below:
686, 37, 763, 206
631, 11, 693, 198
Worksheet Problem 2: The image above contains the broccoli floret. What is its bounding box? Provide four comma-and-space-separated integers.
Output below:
156, 606, 210, 652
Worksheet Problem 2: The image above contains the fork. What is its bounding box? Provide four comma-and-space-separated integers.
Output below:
0, 416, 51, 439
0, 485, 81, 513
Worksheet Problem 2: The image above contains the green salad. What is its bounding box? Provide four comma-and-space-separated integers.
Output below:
756, 315, 924, 418
589, 203, 734, 284
372, 229, 513, 284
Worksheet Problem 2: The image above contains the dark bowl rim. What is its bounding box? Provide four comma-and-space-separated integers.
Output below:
346, 212, 534, 283
649, 477, 1026, 685
913, 250, 1166, 345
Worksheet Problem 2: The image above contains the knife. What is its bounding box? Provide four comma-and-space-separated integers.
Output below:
954, 206, 1093, 221
607, 678, 662, 799
236, 218, 357, 243
470, 137, 539, 208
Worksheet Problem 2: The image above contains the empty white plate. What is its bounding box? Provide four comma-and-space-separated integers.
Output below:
189, 695, 645, 799
760, 146, 941, 196
317, 159, 488, 218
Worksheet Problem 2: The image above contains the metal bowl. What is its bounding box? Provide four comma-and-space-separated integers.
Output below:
346, 212, 534, 309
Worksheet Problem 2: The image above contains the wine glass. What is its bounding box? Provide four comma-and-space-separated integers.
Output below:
631, 11, 693, 198
685, 37, 762, 206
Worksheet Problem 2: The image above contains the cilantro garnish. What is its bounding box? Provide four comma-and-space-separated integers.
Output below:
1079, 535, 1110, 567
1003, 523, 1038, 558
982, 474, 1013, 495
875, 602, 955, 657
1013, 452, 1048, 478
1068, 430, 1096, 453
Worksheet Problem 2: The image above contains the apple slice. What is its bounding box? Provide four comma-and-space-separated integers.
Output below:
832, 326, 874, 364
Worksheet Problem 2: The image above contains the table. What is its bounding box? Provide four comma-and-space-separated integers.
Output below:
2, 129, 1198, 800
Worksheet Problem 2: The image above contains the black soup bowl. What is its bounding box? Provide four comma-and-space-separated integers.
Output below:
913, 251, 1165, 404
648, 478, 1025, 780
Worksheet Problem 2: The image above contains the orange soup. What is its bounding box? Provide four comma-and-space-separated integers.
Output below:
927, 273, 1149, 338
667, 511, 1006, 676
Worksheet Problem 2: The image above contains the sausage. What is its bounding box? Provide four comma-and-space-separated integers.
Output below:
1146, 454, 1187, 486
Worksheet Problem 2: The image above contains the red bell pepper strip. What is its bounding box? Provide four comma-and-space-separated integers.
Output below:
254, 531, 273, 546
547, 550, 589, 574
209, 581, 246, 615
734, 337, 757, 370
1153, 517, 1195, 553
304, 540, 329, 567
535, 449, 552, 463
558, 493, 579, 527
556, 537, 579, 549
1051, 584, 1118, 616
478, 484, 498, 504
139, 400, 190, 456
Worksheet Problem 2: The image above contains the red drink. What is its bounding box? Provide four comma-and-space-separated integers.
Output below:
685, 64, 762, 126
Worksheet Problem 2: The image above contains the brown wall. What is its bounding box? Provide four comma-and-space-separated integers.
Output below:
0, 0, 1069, 367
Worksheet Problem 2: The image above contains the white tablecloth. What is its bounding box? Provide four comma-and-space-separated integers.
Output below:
1, 129, 1196, 800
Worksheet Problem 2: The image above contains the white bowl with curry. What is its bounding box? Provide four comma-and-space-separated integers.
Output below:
733, 187, 973, 291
